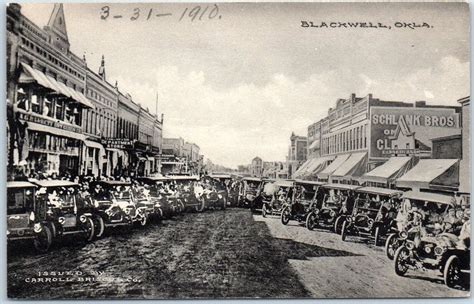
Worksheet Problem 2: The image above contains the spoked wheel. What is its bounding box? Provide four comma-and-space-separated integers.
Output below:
281, 207, 290, 225
33, 225, 52, 253
306, 211, 317, 231
195, 199, 205, 212
139, 213, 148, 227
385, 233, 398, 260
374, 226, 381, 246
178, 200, 185, 213
341, 221, 347, 241
394, 246, 410, 276
262, 205, 267, 218
444, 255, 462, 288
222, 198, 227, 210
83, 217, 95, 242
93, 216, 105, 239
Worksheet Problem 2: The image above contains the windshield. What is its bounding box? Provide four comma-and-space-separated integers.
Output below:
7, 187, 34, 214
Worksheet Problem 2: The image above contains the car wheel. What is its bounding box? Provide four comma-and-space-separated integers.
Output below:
374, 226, 381, 246
281, 207, 290, 225
139, 213, 147, 227
33, 225, 52, 253
341, 221, 347, 241
222, 198, 227, 210
262, 205, 267, 218
83, 217, 95, 242
444, 255, 462, 288
306, 211, 317, 231
94, 216, 105, 239
385, 233, 398, 260
394, 246, 409, 276
334, 216, 343, 234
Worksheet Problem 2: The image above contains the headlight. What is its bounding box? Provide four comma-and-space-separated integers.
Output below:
424, 246, 432, 254
79, 215, 87, 223
406, 241, 415, 250
329, 210, 336, 217
368, 219, 374, 227
155, 203, 161, 208
400, 231, 408, 239
218, 194, 223, 199
124, 209, 131, 215
58, 217, 66, 224
33, 223, 42, 233
314, 209, 320, 214
29, 212, 35, 221
434, 246, 445, 256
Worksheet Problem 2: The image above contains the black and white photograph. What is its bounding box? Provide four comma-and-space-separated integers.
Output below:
4, 1, 471, 300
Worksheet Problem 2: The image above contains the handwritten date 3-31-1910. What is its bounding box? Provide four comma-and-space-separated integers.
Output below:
100, 4, 222, 22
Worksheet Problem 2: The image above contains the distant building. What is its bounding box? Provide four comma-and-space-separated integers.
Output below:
287, 132, 307, 177
250, 156, 263, 177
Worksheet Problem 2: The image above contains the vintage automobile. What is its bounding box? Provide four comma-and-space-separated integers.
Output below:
305, 183, 361, 232
171, 175, 205, 212
393, 191, 469, 289
385, 191, 455, 260
340, 187, 402, 246
32, 180, 95, 242
280, 180, 324, 225
238, 177, 263, 208
7, 181, 52, 253
257, 179, 293, 218
209, 174, 234, 206
135, 177, 178, 218
249, 178, 275, 213
89, 180, 148, 235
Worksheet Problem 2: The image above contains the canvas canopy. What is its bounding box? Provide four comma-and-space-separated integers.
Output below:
317, 154, 351, 179
361, 156, 414, 184
396, 159, 459, 191
331, 152, 367, 179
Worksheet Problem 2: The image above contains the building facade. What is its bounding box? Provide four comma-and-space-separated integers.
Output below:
250, 157, 263, 177
7, 3, 163, 179
287, 132, 307, 177
301, 93, 462, 182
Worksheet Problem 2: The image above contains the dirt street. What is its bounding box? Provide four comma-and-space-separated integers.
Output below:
7, 209, 469, 299
254, 213, 470, 298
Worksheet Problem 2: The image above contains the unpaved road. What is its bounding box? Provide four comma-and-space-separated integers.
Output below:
7, 209, 469, 299
7, 209, 307, 299
254, 213, 470, 298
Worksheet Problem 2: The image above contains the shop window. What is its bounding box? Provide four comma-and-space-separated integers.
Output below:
55, 100, 64, 120
16, 87, 29, 111
43, 97, 53, 117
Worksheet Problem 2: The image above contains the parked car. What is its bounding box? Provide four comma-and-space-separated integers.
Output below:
393, 191, 469, 289
32, 180, 95, 242
280, 180, 325, 226
134, 177, 176, 218
238, 177, 263, 208
340, 187, 402, 246
305, 183, 361, 232
7, 181, 52, 253
385, 191, 454, 260
89, 180, 148, 236
210, 174, 233, 206
256, 179, 292, 218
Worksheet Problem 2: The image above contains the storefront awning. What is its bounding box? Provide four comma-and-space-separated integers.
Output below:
84, 140, 104, 150
396, 159, 459, 191
26, 121, 85, 141
308, 139, 320, 150
292, 159, 312, 178
317, 153, 351, 179
458, 158, 470, 193
303, 156, 335, 178
331, 152, 368, 178
361, 156, 414, 184
20, 63, 94, 109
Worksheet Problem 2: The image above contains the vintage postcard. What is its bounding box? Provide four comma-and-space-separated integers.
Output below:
5, 1, 470, 300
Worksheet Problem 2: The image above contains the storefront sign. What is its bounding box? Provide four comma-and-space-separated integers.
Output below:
101, 138, 136, 150
370, 107, 460, 158
18, 111, 82, 133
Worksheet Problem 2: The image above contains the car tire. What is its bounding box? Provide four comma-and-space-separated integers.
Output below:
94, 216, 105, 239
281, 207, 290, 225
394, 246, 409, 276
385, 233, 398, 260
341, 221, 347, 241
444, 255, 462, 288
83, 217, 95, 242
306, 211, 317, 231
33, 225, 52, 253
139, 213, 147, 227
374, 226, 381, 246
262, 205, 267, 218
334, 216, 343, 234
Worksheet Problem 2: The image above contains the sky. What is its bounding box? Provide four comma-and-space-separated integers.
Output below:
20, 2, 469, 168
